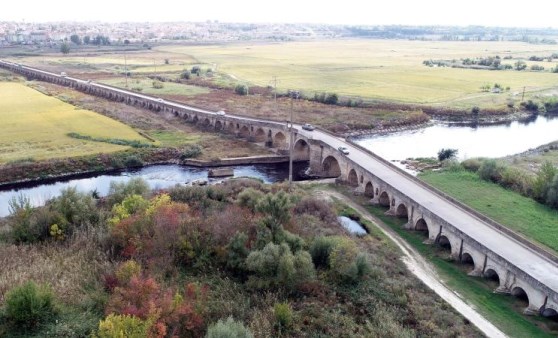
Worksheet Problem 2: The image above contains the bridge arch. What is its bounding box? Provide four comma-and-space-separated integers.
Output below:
395, 203, 408, 219
228, 122, 236, 133
415, 218, 429, 237
460, 252, 475, 272
239, 125, 250, 139
438, 235, 452, 251
192, 115, 199, 124
348, 169, 359, 187
215, 120, 223, 131
201, 117, 211, 127
378, 191, 390, 207
542, 307, 558, 319
364, 182, 374, 197
483, 268, 501, 287
322, 156, 341, 178
511, 286, 530, 307
254, 128, 267, 142
294, 139, 310, 161
274, 132, 287, 149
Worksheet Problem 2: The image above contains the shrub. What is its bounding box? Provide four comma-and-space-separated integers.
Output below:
437, 148, 458, 161
4, 281, 57, 330
329, 238, 371, 284
246, 242, 315, 289
181, 70, 191, 80
274, 302, 293, 332
293, 196, 338, 225
500, 167, 534, 196
124, 155, 144, 168
309, 236, 338, 268
109, 194, 148, 226
461, 158, 482, 172
226, 232, 250, 272
477, 159, 504, 183
206, 316, 254, 338
533, 161, 558, 202
235, 84, 248, 95
152, 80, 164, 89
546, 174, 558, 208
49, 187, 99, 234
521, 100, 539, 112
115, 260, 142, 285
95, 314, 152, 338
180, 144, 202, 159
107, 178, 150, 207
256, 191, 292, 228
237, 188, 264, 212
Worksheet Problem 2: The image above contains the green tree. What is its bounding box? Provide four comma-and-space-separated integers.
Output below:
70, 34, 81, 45
60, 42, 70, 54
83, 35, 91, 44
546, 174, 558, 208
514, 60, 527, 70
533, 161, 558, 202
5, 281, 57, 330
235, 84, 248, 96
437, 148, 458, 161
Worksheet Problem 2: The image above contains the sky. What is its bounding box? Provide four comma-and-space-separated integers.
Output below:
1, 0, 557, 28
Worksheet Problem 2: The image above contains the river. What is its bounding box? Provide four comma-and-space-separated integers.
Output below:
355, 115, 558, 161
0, 162, 309, 217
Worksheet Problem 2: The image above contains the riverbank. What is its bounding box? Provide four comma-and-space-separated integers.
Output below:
0, 148, 290, 189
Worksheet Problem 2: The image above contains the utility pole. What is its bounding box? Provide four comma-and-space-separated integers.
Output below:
521, 86, 526, 102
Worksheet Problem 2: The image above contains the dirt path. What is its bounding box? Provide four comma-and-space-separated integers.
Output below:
316, 189, 507, 338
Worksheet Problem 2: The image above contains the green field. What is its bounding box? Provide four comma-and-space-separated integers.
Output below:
157, 40, 558, 108
0, 82, 148, 163
366, 204, 557, 338
99, 77, 210, 96
419, 169, 558, 254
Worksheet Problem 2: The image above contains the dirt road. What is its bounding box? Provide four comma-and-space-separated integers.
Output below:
317, 189, 507, 338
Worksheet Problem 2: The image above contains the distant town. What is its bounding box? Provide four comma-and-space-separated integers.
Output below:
1, 21, 558, 46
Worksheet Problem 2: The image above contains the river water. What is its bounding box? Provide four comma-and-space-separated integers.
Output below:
0, 162, 309, 217
355, 115, 558, 161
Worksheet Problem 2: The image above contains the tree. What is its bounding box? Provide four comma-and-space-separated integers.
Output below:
70, 34, 81, 45
83, 35, 90, 44
235, 84, 248, 96
437, 148, 458, 161
546, 174, 558, 208
324, 93, 339, 105
180, 70, 191, 80
60, 42, 70, 54
514, 60, 527, 71
533, 161, 558, 202
471, 106, 480, 116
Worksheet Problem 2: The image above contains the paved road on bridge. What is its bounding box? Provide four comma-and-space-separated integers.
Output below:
296, 128, 558, 293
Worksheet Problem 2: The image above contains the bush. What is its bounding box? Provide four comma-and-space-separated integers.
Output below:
309, 236, 338, 268
521, 100, 539, 112
95, 314, 152, 338
246, 242, 315, 289
437, 148, 458, 161
226, 232, 250, 272
152, 80, 164, 89
477, 159, 504, 183
546, 174, 558, 208
294, 196, 338, 225
180, 144, 202, 159
329, 238, 371, 284
4, 281, 57, 330
107, 178, 150, 207
181, 70, 191, 80
124, 155, 144, 168
50, 187, 99, 231
235, 84, 248, 96
206, 317, 254, 338
533, 161, 558, 202
274, 302, 293, 332
237, 188, 264, 212
461, 158, 482, 172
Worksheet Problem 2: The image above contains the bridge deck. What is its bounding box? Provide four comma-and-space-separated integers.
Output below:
301, 129, 558, 292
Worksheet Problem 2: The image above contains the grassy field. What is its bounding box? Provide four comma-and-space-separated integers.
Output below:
419, 169, 558, 254
365, 203, 557, 338
156, 40, 558, 108
99, 77, 210, 96
0, 82, 148, 163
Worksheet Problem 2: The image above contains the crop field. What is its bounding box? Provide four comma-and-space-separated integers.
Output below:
99, 77, 210, 96
157, 40, 558, 108
0, 82, 148, 163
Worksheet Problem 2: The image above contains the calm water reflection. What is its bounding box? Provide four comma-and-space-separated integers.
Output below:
356, 115, 558, 161
0, 163, 309, 217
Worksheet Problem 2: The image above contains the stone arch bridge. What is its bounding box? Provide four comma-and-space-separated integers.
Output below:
2, 60, 558, 319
